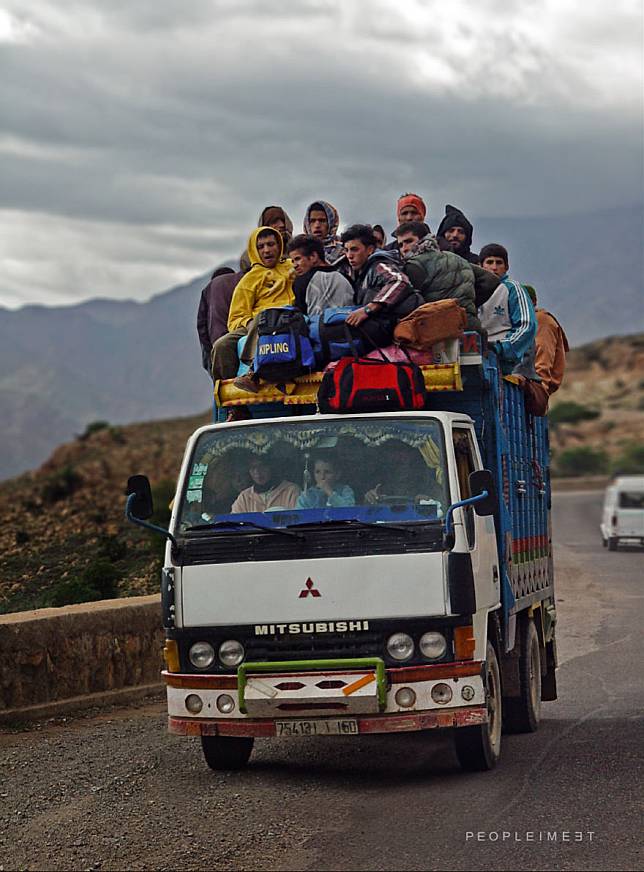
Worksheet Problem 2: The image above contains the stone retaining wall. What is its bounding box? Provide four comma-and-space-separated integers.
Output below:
0, 595, 164, 723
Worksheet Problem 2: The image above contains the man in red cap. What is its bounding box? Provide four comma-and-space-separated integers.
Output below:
396, 193, 427, 224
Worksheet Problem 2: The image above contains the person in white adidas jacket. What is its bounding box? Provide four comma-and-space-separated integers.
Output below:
478, 243, 536, 374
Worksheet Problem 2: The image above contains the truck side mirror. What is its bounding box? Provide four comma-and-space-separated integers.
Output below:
468, 469, 497, 516
126, 475, 154, 520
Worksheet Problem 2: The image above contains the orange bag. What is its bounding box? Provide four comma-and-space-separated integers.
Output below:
394, 299, 467, 350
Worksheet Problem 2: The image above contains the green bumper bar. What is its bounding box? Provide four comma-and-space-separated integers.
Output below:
237, 657, 387, 714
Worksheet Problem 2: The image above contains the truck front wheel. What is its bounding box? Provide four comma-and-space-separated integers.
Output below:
201, 735, 254, 771
454, 640, 502, 771
608, 537, 618, 551
503, 618, 541, 733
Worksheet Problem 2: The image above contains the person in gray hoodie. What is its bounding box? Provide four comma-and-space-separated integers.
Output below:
287, 235, 354, 316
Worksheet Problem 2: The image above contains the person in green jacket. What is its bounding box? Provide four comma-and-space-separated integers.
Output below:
394, 221, 492, 332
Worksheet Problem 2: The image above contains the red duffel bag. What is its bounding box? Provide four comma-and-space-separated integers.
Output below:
317, 348, 427, 414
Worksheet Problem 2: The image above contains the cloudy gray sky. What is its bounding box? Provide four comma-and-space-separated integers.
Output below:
1, 0, 642, 307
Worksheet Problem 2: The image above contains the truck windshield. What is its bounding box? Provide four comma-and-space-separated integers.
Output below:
176, 418, 448, 532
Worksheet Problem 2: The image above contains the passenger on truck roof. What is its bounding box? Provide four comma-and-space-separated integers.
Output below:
240, 205, 294, 271
478, 243, 537, 375
395, 220, 481, 332
296, 455, 355, 509
231, 454, 301, 514
303, 200, 345, 265
372, 224, 387, 248
210, 227, 294, 418
436, 204, 480, 265
383, 193, 430, 255
287, 234, 354, 316
197, 266, 244, 376
513, 285, 569, 416
340, 223, 417, 347
397, 193, 427, 224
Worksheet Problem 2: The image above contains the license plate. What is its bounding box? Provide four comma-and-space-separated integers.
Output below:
275, 719, 359, 737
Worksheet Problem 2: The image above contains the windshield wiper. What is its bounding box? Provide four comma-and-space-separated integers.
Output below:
286, 518, 418, 537
185, 520, 304, 539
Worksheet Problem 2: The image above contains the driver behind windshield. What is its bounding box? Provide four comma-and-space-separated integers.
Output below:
231, 454, 300, 513
364, 439, 443, 506
296, 455, 355, 509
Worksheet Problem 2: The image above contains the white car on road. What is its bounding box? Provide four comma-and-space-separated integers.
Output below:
601, 476, 644, 551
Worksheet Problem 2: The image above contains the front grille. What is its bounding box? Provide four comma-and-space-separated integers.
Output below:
245, 630, 384, 662
175, 617, 463, 673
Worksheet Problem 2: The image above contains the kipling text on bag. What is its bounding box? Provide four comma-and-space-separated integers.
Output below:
254, 307, 315, 382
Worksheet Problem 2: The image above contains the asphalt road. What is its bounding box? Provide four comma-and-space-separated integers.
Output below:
1, 491, 642, 872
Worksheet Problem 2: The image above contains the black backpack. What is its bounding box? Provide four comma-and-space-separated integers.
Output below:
254, 307, 316, 382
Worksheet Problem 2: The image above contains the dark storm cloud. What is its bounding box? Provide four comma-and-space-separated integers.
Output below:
0, 0, 641, 305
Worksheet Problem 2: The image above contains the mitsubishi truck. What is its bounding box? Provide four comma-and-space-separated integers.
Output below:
126, 334, 557, 772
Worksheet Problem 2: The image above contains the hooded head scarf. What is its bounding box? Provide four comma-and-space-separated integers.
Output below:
396, 193, 427, 222
227, 227, 294, 332
239, 207, 294, 272
259, 205, 294, 243
304, 200, 344, 264
437, 204, 474, 249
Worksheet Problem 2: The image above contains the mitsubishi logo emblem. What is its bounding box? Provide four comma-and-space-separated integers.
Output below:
299, 577, 321, 598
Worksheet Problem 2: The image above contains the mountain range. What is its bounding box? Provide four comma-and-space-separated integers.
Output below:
1, 204, 642, 480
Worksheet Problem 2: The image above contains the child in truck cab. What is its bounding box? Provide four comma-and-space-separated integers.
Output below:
296, 455, 355, 509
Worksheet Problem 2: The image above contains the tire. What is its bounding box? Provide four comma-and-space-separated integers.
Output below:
608, 537, 618, 552
503, 618, 542, 733
601, 536, 608, 548
454, 640, 502, 771
201, 735, 254, 771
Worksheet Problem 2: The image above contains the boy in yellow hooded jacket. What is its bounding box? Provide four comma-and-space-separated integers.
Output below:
210, 227, 294, 384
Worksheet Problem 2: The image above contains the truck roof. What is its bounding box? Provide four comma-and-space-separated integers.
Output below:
191, 409, 474, 441
612, 475, 644, 491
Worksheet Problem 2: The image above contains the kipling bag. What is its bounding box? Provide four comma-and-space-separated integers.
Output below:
394, 299, 467, 351
308, 307, 365, 367
254, 307, 315, 382
317, 345, 427, 414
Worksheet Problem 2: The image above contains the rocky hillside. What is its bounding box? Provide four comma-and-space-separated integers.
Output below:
0, 412, 208, 615
0, 333, 642, 614
548, 333, 644, 474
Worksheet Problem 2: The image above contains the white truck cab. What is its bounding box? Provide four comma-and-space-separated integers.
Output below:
125, 339, 557, 772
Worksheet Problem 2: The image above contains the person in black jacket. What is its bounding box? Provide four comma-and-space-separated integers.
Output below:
436, 205, 480, 264
340, 224, 415, 347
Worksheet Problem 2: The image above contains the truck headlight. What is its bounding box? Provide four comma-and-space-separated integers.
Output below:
189, 641, 215, 669
386, 632, 414, 662
419, 632, 447, 660
219, 639, 245, 667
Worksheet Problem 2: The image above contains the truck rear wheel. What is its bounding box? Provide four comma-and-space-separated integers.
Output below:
608, 537, 618, 551
201, 735, 254, 771
454, 640, 502, 771
503, 618, 541, 733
